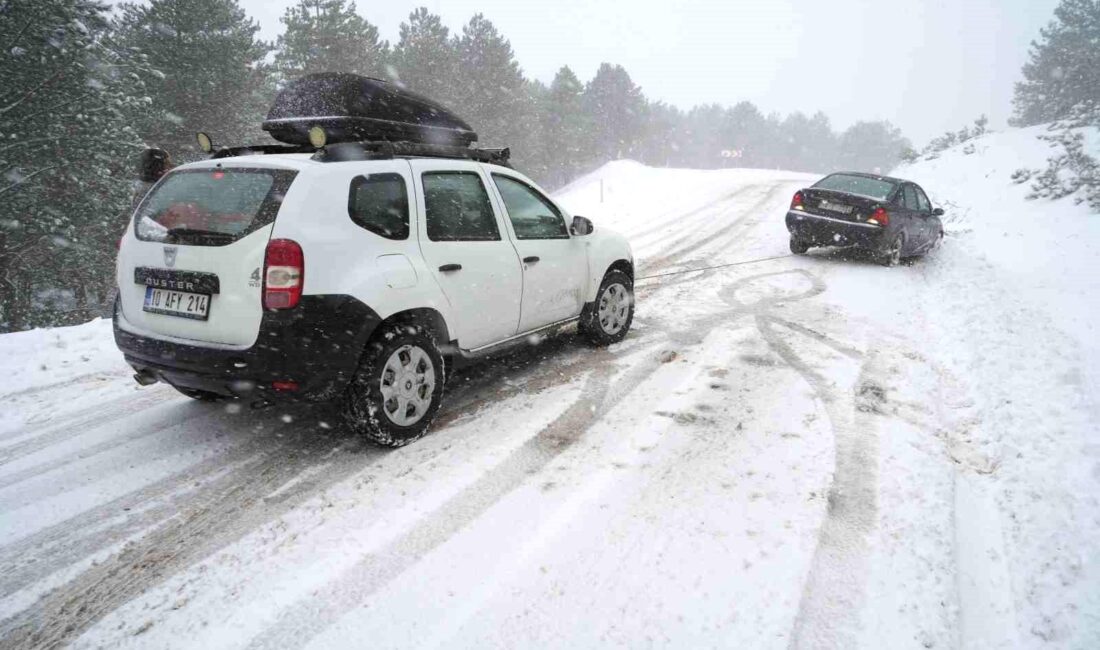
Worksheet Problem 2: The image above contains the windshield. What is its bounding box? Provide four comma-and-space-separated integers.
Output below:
134, 168, 295, 245
812, 174, 896, 200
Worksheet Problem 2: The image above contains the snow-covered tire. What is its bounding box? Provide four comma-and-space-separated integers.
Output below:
879, 234, 903, 267
579, 269, 634, 346
789, 236, 810, 255
342, 322, 445, 447
172, 386, 224, 402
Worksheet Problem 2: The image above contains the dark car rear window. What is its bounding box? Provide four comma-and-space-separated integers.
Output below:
134, 168, 297, 246
813, 174, 896, 201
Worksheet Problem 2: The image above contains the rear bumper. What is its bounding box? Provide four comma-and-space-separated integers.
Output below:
114, 295, 381, 401
786, 210, 887, 250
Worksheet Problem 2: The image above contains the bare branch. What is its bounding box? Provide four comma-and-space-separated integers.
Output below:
0, 165, 60, 197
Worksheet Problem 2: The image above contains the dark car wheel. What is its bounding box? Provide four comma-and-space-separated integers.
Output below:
342, 322, 446, 447
879, 233, 903, 267
172, 386, 224, 402
790, 236, 810, 255
579, 269, 634, 346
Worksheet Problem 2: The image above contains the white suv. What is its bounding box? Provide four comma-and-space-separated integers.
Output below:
114, 145, 634, 446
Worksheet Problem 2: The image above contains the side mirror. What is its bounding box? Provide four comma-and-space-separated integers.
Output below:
571, 215, 594, 236
932, 207, 945, 216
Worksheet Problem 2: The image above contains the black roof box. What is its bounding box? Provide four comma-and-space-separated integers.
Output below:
263, 73, 478, 147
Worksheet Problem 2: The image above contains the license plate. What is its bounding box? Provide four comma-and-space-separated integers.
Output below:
819, 200, 853, 214
143, 286, 210, 320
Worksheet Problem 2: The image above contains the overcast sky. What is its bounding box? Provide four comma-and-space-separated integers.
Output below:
235, 0, 1057, 144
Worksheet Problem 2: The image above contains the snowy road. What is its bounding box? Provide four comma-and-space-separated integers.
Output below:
1, 156, 1097, 648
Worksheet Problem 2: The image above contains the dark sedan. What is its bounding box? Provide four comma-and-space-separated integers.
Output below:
785, 172, 944, 266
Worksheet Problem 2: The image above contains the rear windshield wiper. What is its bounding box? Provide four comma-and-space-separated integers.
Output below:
164, 228, 237, 243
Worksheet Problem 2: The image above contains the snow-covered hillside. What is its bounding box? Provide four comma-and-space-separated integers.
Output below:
893, 124, 1100, 353
0, 126, 1097, 649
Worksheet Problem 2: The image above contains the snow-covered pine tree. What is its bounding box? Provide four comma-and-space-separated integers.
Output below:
722, 101, 769, 169
582, 64, 646, 163
540, 66, 588, 186
780, 112, 839, 173
274, 0, 388, 82
0, 0, 151, 331
1011, 0, 1100, 127
678, 104, 727, 169
835, 121, 910, 173
114, 0, 272, 157
1028, 101, 1100, 210
452, 15, 529, 155
637, 102, 681, 170
1010, 0, 1099, 211
390, 8, 456, 102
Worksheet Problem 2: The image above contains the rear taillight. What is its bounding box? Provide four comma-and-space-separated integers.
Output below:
791, 191, 804, 210
263, 238, 303, 310
867, 207, 889, 227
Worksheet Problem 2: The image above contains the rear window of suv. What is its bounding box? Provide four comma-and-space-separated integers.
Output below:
812, 174, 896, 201
134, 168, 297, 246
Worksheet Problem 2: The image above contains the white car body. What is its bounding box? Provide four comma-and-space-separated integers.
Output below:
114, 153, 634, 402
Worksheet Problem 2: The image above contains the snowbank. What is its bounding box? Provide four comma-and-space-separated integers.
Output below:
893, 123, 1100, 351
0, 318, 123, 397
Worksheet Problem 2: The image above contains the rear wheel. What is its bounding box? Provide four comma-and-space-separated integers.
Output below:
879, 233, 903, 267
789, 236, 810, 255
172, 386, 224, 402
342, 322, 445, 447
579, 269, 634, 346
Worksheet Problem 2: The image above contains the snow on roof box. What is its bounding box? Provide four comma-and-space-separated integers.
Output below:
262, 73, 478, 147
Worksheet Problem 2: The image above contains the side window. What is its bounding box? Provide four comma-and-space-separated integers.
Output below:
915, 187, 932, 212
422, 172, 500, 242
348, 173, 409, 240
903, 185, 920, 210
492, 174, 569, 239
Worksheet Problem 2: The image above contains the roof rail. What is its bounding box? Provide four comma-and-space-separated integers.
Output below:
210, 144, 314, 159
313, 141, 511, 166
207, 140, 511, 167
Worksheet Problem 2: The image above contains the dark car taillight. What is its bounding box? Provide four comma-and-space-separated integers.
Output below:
791, 191, 804, 210
263, 238, 303, 310
867, 207, 890, 227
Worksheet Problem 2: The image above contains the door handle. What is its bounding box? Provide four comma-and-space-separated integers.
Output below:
523, 256, 540, 264
438, 263, 462, 272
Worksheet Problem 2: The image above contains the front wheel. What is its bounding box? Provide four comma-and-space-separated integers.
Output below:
579, 269, 634, 346
342, 322, 445, 447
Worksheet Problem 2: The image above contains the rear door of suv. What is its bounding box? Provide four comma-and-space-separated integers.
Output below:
409, 159, 523, 350
117, 163, 297, 347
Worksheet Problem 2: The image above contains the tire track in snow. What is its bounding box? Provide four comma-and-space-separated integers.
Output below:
0, 400, 227, 492
642, 182, 792, 269
0, 414, 383, 649
0, 388, 177, 452
702, 268, 881, 648
626, 185, 762, 243
640, 184, 780, 273
0, 329, 662, 648
244, 349, 660, 648
245, 267, 830, 648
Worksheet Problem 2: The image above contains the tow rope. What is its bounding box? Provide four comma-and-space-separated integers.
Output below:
635, 253, 794, 283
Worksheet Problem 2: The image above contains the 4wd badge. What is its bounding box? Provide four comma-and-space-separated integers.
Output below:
163, 246, 177, 268
249, 267, 261, 287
